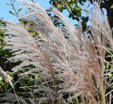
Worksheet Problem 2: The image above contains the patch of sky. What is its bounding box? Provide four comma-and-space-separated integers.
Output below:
0, 0, 108, 28
0, 0, 78, 25
50, 33, 54, 37
62, 9, 79, 25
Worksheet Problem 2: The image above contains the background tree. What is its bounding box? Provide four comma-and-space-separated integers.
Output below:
49, 0, 113, 30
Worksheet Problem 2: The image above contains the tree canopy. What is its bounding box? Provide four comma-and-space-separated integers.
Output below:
50, 0, 113, 29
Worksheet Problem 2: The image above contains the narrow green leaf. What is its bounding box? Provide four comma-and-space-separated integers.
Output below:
6, 3, 11, 5
18, 8, 22, 13
9, 11, 16, 16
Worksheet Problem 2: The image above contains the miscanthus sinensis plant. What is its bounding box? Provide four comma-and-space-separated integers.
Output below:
1, 0, 113, 104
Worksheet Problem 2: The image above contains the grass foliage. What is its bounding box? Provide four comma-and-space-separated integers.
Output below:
0, 1, 113, 104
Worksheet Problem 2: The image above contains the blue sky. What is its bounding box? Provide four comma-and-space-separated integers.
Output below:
0, 0, 107, 25
0, 0, 51, 21
0, 0, 78, 25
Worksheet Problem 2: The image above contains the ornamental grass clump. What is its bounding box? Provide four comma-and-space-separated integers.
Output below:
1, 1, 113, 104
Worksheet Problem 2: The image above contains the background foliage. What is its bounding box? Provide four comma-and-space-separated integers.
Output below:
49, 0, 113, 30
